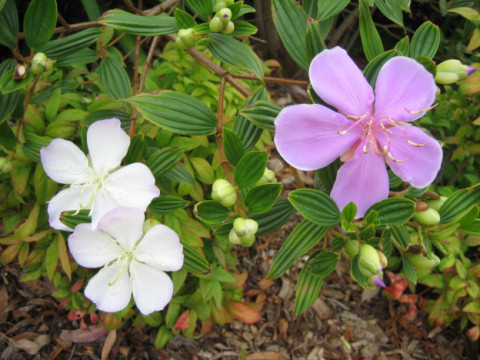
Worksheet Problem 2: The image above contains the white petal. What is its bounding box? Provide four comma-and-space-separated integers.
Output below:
87, 119, 130, 176
104, 163, 160, 211
68, 223, 122, 268
84, 262, 132, 313
135, 225, 184, 272
40, 138, 90, 184
47, 185, 95, 231
130, 262, 173, 315
96, 207, 145, 250
89, 188, 119, 230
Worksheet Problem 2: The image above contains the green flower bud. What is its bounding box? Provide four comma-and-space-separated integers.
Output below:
256, 168, 276, 185
214, 2, 227, 13
221, 21, 235, 34
228, 228, 242, 245
240, 233, 256, 247
426, 196, 447, 212
358, 244, 382, 277
225, 0, 235, 5
377, 250, 388, 270
44, 59, 54, 72
435, 59, 477, 85
143, 218, 160, 233
175, 37, 186, 49
217, 8, 232, 25
345, 239, 359, 259
0, 158, 8, 172
31, 52, 48, 75
233, 217, 258, 237
209, 17, 224, 32
177, 28, 200, 48
211, 179, 237, 207
2, 161, 12, 173
413, 207, 440, 226
407, 253, 440, 269
438, 254, 455, 271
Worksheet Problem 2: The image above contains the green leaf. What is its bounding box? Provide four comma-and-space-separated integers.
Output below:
22, 133, 51, 163
208, 33, 264, 79
146, 148, 183, 177
365, 198, 415, 226
38, 28, 102, 60
84, 110, 130, 132
240, 100, 281, 132
182, 243, 210, 274
234, 151, 268, 190
402, 255, 417, 284
350, 255, 370, 288
97, 55, 131, 100
272, 0, 308, 70
294, 265, 324, 315
127, 91, 217, 135
99, 10, 177, 36
316, 0, 350, 21
245, 183, 283, 214
195, 200, 230, 224
174, 8, 196, 29
61, 210, 91, 229
249, 198, 295, 236
288, 189, 340, 226
185, 0, 213, 20
410, 21, 440, 59
375, 0, 404, 26
81, 0, 101, 20
459, 220, 480, 234
0, 121, 15, 150
163, 164, 195, 185
308, 250, 338, 277
303, 0, 318, 18
314, 159, 340, 193
45, 236, 59, 281
223, 128, 244, 166
236, 4, 256, 18
394, 36, 410, 56
229, 21, 258, 37
23, 0, 57, 49
439, 188, 480, 224
190, 157, 215, 184
0, 89, 21, 124
363, 49, 399, 85
359, 0, 384, 61
306, 20, 326, 63
0, 68, 34, 94
341, 201, 357, 223
234, 87, 267, 151
0, 0, 19, 49
268, 220, 328, 279
149, 196, 189, 215
124, 132, 146, 163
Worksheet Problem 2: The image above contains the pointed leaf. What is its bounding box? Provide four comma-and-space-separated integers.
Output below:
249, 198, 295, 236
195, 200, 230, 224
38, 28, 102, 60
288, 189, 340, 226
439, 188, 480, 224
97, 55, 131, 100
0, 0, 18, 49
294, 265, 324, 315
316, 0, 350, 21
148, 196, 189, 215
245, 183, 282, 214
234, 151, 268, 190
99, 9, 177, 36
223, 128, 245, 166
146, 148, 184, 177
185, 0, 213, 20
365, 198, 415, 226
359, 0, 384, 61
410, 21, 440, 59
375, 0, 404, 26
23, 0, 57, 49
240, 100, 281, 132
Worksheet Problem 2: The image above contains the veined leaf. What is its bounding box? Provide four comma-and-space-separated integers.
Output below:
240, 100, 281, 132
317, 0, 350, 21
174, 8, 196, 29
363, 49, 399, 85
288, 189, 340, 226
0, 0, 18, 49
38, 28, 102, 60
294, 265, 324, 315
185, 0, 213, 20
223, 128, 244, 166
439, 187, 480, 224
149, 196, 190, 215
359, 0, 384, 61
182, 243, 210, 274
234, 151, 268, 190
146, 148, 183, 177
99, 9, 177, 36
249, 198, 295, 236
410, 21, 440, 59
245, 183, 282, 214
97, 55, 131, 100
23, 0, 57, 49
195, 200, 230, 224
306, 20, 326, 63
365, 198, 415, 226
375, 0, 404, 27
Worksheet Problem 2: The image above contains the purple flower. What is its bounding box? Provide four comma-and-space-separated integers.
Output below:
274, 47, 442, 217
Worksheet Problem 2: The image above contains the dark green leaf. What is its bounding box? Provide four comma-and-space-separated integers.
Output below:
268, 220, 328, 279
0, 0, 19, 49
99, 10, 177, 36
229, 21, 258, 37
208, 33, 264, 79
375, 0, 404, 26
236, 4, 256, 18
439, 188, 480, 224
223, 128, 244, 166
390, 224, 410, 248
182, 243, 210, 274
38, 28, 102, 60
359, 0, 384, 61
124, 132, 146, 163
402, 255, 417, 284
234, 151, 268, 190
306, 20, 326, 63
148, 196, 189, 215
23, 0, 57, 49
394, 36, 410, 56
314, 159, 340, 193
317, 0, 350, 21
366, 198, 415, 226
0, 121, 15, 150
22, 133, 51, 163
195, 200, 230, 224
56, 48, 98, 66
84, 110, 130, 132
162, 164, 195, 185
97, 55, 131, 100
272, 0, 308, 70
61, 210, 91, 229
174, 8, 196, 29
127, 91, 217, 135
146, 148, 183, 177
363, 49, 399, 85
0, 89, 21, 124
185, 0, 213, 20
308, 250, 338, 277
294, 266, 324, 315
410, 21, 440, 59
245, 183, 282, 214
249, 198, 295, 236
289, 189, 340, 226
81, 0, 101, 20
240, 100, 280, 132
303, 0, 318, 18
0, 68, 34, 94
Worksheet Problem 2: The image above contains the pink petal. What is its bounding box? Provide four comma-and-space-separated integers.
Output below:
376, 125, 442, 188
309, 47, 374, 117
374, 57, 437, 123
135, 225, 184, 272
274, 104, 362, 170
130, 262, 174, 315
40, 139, 90, 184
96, 207, 144, 250
87, 119, 130, 176
330, 141, 389, 218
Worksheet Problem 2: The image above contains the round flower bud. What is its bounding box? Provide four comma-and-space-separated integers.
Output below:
233, 217, 258, 237
221, 21, 235, 34
228, 228, 242, 245
413, 207, 440, 226
256, 168, 276, 186
175, 37, 186, 49
211, 179, 237, 207
44, 59, 54, 72
358, 244, 382, 277
214, 1, 227, 13
240, 233, 256, 247
407, 253, 440, 269
13, 63, 27, 80
426, 196, 447, 212
209, 17, 224, 32
178, 28, 199, 48
344, 239, 359, 259
31, 52, 48, 75
435, 59, 477, 85
217, 8, 232, 25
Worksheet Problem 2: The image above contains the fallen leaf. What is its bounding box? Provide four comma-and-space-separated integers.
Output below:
59, 324, 107, 343
246, 351, 287, 360
101, 329, 116, 360
0, 285, 8, 324
10, 333, 51, 355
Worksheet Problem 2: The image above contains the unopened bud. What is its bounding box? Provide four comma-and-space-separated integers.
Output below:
435, 59, 477, 85
13, 63, 27, 80
413, 207, 440, 226
345, 239, 359, 259
229, 217, 258, 247
214, 1, 227, 13
377, 250, 388, 270
209, 17, 224, 32
228, 228, 242, 245
256, 168, 276, 186
358, 244, 382, 277
426, 196, 447, 212
217, 8, 232, 25
31, 52, 48, 75
407, 253, 440, 269
175, 37, 186, 49
177, 28, 200, 48
211, 179, 237, 207
221, 21, 235, 34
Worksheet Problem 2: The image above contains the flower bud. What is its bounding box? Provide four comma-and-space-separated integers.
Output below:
221, 21, 235, 34
438, 254, 455, 272
214, 1, 227, 13
13, 63, 27, 80
211, 179, 237, 207
345, 239, 359, 259
209, 17, 224, 32
31, 52, 48, 75
1, 160, 12, 173
175, 37, 186, 49
44, 59, 54, 72
229, 217, 258, 247
228, 228, 242, 245
256, 168, 276, 186
177, 28, 200, 48
413, 206, 440, 226
358, 244, 382, 277
435, 59, 477, 85
407, 253, 440, 269
426, 196, 447, 212
377, 250, 388, 270
216, 8, 232, 25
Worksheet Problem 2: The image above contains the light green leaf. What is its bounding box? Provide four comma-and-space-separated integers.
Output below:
229, 21, 258, 37
174, 8, 196, 29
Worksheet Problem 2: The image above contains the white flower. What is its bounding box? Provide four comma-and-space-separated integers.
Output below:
40, 118, 159, 231
67, 207, 184, 315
